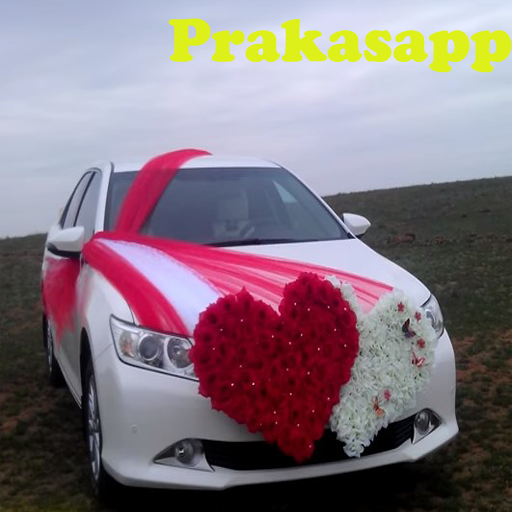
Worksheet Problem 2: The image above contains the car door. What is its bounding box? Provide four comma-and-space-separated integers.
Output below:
44, 172, 93, 397
60, 170, 103, 396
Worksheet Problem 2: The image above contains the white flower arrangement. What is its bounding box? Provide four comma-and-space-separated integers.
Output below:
326, 276, 438, 457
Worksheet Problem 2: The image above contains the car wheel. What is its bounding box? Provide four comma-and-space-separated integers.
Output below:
84, 361, 117, 500
45, 318, 64, 387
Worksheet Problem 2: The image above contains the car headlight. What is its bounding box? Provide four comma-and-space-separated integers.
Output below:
110, 316, 197, 380
421, 294, 444, 338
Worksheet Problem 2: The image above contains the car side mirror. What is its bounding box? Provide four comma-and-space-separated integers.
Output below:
47, 226, 85, 258
343, 213, 371, 238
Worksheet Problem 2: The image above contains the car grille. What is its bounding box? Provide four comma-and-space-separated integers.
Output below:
202, 415, 414, 471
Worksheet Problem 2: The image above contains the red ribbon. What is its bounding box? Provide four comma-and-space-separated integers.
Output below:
115, 149, 210, 233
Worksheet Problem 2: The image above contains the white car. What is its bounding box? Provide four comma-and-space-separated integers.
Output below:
41, 155, 458, 497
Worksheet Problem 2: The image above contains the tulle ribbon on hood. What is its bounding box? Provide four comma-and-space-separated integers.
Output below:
42, 149, 391, 340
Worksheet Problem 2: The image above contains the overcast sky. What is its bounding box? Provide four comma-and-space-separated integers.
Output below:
0, 0, 511, 237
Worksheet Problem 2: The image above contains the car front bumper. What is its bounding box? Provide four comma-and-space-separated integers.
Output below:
94, 330, 458, 490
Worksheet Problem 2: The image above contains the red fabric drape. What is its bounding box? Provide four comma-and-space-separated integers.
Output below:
45, 148, 392, 340
115, 149, 210, 233
45, 149, 209, 340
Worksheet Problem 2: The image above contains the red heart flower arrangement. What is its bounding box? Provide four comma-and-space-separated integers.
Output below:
190, 272, 360, 462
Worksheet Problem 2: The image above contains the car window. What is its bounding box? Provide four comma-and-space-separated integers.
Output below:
104, 171, 137, 231
75, 172, 101, 241
105, 167, 348, 245
61, 173, 92, 229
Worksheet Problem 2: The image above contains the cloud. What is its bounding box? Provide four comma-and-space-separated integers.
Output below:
0, 0, 511, 236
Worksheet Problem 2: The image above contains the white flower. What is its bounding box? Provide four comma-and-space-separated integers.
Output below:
327, 277, 438, 457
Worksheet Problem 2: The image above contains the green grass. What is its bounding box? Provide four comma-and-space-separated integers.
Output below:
1, 177, 511, 511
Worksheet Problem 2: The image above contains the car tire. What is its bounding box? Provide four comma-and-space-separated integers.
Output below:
44, 317, 64, 387
83, 360, 118, 500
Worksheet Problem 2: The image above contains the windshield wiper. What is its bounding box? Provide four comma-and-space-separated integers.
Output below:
208, 238, 318, 247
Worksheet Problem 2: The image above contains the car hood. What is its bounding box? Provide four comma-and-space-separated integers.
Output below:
231, 239, 430, 306
86, 233, 431, 336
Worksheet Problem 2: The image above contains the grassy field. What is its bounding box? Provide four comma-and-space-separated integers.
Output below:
1, 176, 511, 511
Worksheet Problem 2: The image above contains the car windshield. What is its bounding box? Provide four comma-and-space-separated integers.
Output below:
105, 167, 348, 245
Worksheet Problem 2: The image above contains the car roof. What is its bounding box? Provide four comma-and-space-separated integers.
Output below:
111, 155, 281, 173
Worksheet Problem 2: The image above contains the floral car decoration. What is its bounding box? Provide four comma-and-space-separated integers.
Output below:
190, 273, 360, 463
42, 149, 438, 463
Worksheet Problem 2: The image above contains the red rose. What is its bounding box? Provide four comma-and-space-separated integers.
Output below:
190, 273, 359, 463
